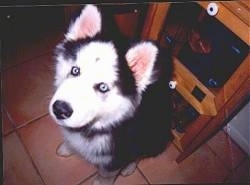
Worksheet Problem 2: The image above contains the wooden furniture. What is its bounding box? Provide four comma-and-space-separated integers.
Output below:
142, 1, 249, 162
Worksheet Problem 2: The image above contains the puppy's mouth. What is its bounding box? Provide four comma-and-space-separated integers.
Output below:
62, 116, 99, 133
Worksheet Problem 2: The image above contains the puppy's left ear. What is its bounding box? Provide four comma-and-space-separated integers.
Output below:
65, 5, 101, 40
126, 42, 158, 93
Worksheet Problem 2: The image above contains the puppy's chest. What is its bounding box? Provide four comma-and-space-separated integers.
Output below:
81, 134, 112, 155
63, 129, 113, 164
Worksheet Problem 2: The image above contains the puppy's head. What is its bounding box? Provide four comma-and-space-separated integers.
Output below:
49, 5, 159, 130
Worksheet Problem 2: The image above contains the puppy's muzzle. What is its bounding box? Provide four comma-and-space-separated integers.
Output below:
52, 100, 73, 120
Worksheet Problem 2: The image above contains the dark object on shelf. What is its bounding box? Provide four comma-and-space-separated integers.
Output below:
171, 91, 199, 133
175, 107, 198, 133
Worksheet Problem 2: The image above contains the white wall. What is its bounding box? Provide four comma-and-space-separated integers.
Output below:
224, 101, 250, 155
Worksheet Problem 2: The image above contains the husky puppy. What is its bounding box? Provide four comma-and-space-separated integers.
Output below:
49, 4, 173, 185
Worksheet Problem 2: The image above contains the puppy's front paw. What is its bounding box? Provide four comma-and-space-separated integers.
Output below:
56, 142, 74, 157
92, 175, 115, 185
121, 162, 137, 177
92, 176, 103, 185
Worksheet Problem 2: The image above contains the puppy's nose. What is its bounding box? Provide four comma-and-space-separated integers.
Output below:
52, 100, 73, 120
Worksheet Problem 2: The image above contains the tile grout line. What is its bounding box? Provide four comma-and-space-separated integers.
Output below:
2, 112, 50, 138
2, 108, 49, 185
2, 105, 20, 137
15, 112, 50, 130
206, 143, 233, 172
75, 166, 152, 185
75, 171, 98, 185
206, 132, 248, 172
2, 30, 65, 73
222, 156, 249, 183
3, 129, 15, 137
14, 128, 48, 185
137, 166, 151, 185
2, 31, 61, 184
205, 141, 247, 182
2, 50, 53, 73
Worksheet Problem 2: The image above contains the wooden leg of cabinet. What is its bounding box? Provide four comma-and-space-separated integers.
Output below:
176, 111, 226, 163
176, 78, 249, 163
180, 116, 212, 149
171, 115, 211, 151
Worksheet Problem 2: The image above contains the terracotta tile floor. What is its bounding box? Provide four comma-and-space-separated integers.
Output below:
2, 30, 249, 185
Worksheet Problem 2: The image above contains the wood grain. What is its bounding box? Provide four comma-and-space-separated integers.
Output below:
198, 2, 249, 45
222, 1, 250, 25
141, 3, 170, 40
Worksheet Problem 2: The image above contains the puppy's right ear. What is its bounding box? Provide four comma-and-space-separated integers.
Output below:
126, 42, 158, 94
65, 5, 101, 40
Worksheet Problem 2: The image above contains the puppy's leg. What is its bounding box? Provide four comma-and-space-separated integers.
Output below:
56, 142, 74, 157
121, 162, 137, 177
93, 167, 120, 185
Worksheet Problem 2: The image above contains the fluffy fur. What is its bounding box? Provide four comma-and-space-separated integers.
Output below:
49, 4, 173, 185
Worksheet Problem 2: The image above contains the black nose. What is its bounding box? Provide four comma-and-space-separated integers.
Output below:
52, 100, 73, 120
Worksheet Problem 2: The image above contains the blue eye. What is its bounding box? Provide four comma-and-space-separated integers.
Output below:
71, 66, 80, 76
95, 82, 109, 93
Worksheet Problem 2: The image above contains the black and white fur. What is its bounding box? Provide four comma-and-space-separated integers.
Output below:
49, 4, 173, 185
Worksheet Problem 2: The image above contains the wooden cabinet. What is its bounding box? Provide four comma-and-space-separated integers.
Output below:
142, 1, 249, 162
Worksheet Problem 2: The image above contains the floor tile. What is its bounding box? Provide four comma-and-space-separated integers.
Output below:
225, 157, 250, 183
2, 27, 65, 71
18, 115, 96, 185
3, 132, 44, 185
2, 107, 15, 136
2, 53, 55, 126
139, 143, 229, 184
207, 130, 246, 170
79, 169, 148, 185
2, 34, 51, 70
138, 143, 179, 184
